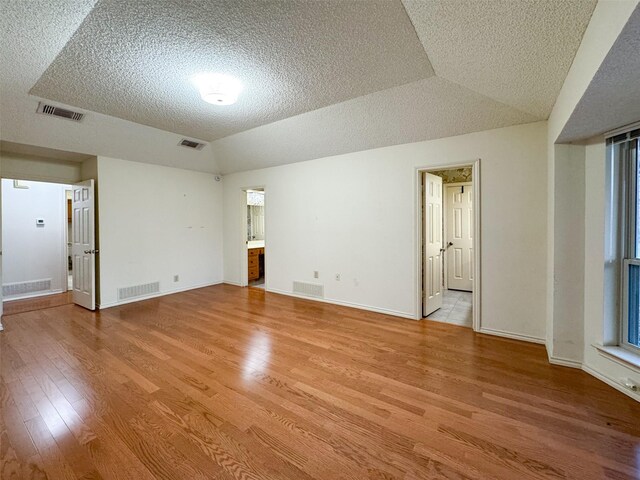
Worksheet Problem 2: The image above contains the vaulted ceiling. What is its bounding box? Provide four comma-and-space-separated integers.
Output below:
1, 0, 597, 174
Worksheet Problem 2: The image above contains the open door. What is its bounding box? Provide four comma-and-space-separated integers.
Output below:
72, 180, 96, 310
0, 179, 3, 331
423, 172, 443, 317
446, 184, 474, 291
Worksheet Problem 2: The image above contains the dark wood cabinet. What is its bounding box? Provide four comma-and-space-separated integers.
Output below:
248, 247, 264, 281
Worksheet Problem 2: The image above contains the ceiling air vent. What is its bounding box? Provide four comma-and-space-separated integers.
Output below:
178, 138, 206, 150
36, 102, 84, 122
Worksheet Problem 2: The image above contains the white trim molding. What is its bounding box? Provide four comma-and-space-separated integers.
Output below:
545, 345, 640, 402
478, 327, 545, 345
267, 287, 415, 320
548, 355, 583, 369
582, 363, 640, 402
593, 344, 640, 373
98, 281, 223, 309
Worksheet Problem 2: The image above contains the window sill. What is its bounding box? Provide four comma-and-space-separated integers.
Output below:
593, 344, 640, 373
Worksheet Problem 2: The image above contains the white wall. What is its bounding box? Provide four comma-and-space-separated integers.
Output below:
96, 157, 223, 308
543, 1, 640, 400
551, 145, 586, 363
546, 2, 637, 347
1, 179, 69, 299
0, 152, 82, 184
223, 121, 548, 341
582, 140, 640, 401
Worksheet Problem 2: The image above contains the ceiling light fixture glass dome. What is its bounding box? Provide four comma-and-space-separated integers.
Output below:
192, 73, 243, 106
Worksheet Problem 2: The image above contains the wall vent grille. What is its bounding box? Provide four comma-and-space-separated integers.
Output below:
3, 279, 52, 297
292, 281, 324, 298
178, 138, 206, 150
117, 281, 160, 301
36, 102, 84, 122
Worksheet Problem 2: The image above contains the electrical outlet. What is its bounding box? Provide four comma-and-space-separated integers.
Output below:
313, 271, 319, 279
335, 274, 340, 281
173, 275, 179, 282
623, 378, 639, 392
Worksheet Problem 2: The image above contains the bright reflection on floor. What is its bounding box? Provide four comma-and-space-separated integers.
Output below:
242, 331, 271, 380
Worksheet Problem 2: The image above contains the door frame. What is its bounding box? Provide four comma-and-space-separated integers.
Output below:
415, 160, 481, 331
0, 179, 71, 305
64, 189, 72, 292
443, 181, 473, 292
239, 186, 266, 288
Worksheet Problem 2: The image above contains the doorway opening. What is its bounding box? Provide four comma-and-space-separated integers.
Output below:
418, 162, 480, 329
245, 188, 265, 289
1, 178, 73, 315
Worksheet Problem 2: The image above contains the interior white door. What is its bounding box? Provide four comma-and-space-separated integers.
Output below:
0, 179, 3, 330
446, 183, 473, 291
423, 172, 443, 316
72, 180, 96, 310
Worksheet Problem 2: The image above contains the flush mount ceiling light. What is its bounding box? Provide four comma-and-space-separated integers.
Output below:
192, 73, 243, 106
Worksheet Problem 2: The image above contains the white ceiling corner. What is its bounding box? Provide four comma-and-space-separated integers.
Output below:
401, 0, 597, 119
0, 0, 221, 174
0, 140, 93, 163
558, 4, 640, 143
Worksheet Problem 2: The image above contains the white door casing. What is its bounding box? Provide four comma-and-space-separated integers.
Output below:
72, 180, 96, 310
446, 183, 473, 291
423, 172, 443, 316
0, 179, 3, 330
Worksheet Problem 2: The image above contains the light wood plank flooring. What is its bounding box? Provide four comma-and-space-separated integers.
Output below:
1, 284, 638, 479
3, 292, 72, 316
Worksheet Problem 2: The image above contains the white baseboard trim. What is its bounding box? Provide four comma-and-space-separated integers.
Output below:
265, 287, 416, 320
223, 280, 243, 287
548, 355, 583, 369
3, 288, 64, 302
582, 363, 640, 402
477, 327, 546, 345
97, 281, 223, 309
543, 348, 639, 402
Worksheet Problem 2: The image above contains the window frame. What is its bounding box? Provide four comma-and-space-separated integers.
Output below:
614, 132, 640, 354
622, 258, 640, 353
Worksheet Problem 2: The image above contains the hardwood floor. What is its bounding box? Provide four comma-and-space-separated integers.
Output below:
1, 284, 638, 480
3, 292, 72, 316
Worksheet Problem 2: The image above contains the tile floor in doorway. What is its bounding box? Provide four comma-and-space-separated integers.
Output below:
249, 278, 265, 289
427, 289, 472, 327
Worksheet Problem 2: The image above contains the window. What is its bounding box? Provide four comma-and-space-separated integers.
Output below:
609, 129, 640, 352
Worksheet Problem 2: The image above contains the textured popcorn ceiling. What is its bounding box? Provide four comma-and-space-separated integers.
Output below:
31, 0, 433, 141
2, 0, 604, 174
401, 0, 597, 119
1, 0, 221, 173
212, 76, 537, 173
558, 5, 640, 143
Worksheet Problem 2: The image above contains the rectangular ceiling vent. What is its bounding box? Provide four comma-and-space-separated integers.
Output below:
178, 138, 206, 150
36, 102, 84, 122
118, 281, 160, 301
293, 281, 324, 299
